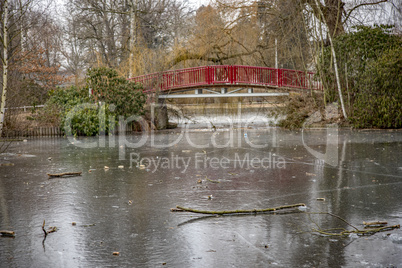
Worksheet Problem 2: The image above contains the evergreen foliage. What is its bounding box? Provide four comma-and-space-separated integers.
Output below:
319, 25, 402, 128
44, 68, 146, 136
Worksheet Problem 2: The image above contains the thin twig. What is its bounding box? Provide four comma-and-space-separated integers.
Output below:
206, 176, 220, 183
42, 220, 47, 237
308, 212, 400, 236
309, 212, 359, 231
327, 212, 359, 231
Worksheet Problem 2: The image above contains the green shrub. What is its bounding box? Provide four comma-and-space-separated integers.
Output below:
46, 86, 90, 112
350, 48, 402, 128
43, 67, 146, 136
62, 102, 115, 137
318, 25, 402, 128
86, 67, 146, 118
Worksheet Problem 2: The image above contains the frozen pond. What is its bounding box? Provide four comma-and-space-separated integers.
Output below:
1, 128, 402, 267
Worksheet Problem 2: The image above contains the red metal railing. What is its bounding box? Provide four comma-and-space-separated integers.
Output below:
130, 65, 322, 93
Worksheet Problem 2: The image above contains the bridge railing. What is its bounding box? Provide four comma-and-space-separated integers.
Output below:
130, 65, 322, 92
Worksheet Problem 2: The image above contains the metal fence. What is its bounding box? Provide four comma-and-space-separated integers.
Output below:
4, 105, 44, 112
2, 127, 64, 138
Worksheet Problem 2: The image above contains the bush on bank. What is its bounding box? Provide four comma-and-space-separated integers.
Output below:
43, 67, 146, 136
319, 25, 402, 128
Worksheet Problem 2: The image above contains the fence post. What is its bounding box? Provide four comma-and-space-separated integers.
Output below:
230, 65, 233, 84
232, 66, 236, 84
207, 66, 212, 85
277, 69, 282, 87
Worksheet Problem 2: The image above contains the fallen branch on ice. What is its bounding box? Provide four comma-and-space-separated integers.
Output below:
171, 203, 306, 215
0, 230, 15, 237
42, 220, 57, 237
312, 224, 400, 236
47, 172, 82, 178
363, 221, 387, 227
308, 212, 400, 236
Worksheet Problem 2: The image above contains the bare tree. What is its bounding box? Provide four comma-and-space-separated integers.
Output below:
1, 0, 67, 136
61, 14, 88, 86
1, 0, 34, 137
0, 0, 9, 137
313, 0, 348, 119
257, 0, 311, 69
63, 0, 190, 75
172, 1, 311, 69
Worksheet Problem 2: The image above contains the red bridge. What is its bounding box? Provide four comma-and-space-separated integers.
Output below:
130, 65, 321, 98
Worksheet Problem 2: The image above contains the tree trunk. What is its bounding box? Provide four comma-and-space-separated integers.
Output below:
324, 0, 345, 37
129, 0, 138, 78
306, 0, 345, 38
0, 0, 9, 137
314, 0, 348, 119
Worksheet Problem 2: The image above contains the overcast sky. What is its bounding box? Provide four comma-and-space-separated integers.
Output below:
188, 0, 211, 8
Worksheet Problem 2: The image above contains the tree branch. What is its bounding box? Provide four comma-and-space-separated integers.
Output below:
172, 46, 262, 66
343, 0, 389, 23
172, 203, 306, 215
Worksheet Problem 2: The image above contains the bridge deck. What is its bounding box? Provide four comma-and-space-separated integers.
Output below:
130, 65, 322, 94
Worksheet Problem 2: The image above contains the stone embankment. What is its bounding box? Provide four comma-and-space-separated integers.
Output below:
304, 102, 342, 127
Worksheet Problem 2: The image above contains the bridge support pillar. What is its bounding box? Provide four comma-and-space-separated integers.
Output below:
248, 88, 254, 94
195, 89, 203, 94
156, 98, 168, 130
221, 88, 227, 94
